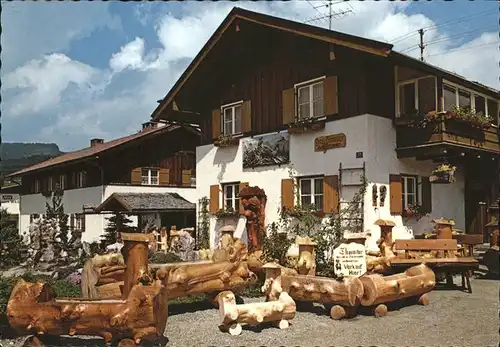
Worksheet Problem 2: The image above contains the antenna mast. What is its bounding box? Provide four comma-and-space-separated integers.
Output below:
304, 0, 354, 29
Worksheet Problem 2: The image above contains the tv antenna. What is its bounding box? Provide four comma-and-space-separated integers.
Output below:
304, 0, 354, 30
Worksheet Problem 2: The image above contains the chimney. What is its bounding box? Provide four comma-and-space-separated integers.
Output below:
142, 121, 158, 130
90, 138, 104, 147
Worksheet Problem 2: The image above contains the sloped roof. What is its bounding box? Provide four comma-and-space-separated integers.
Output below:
7, 124, 199, 177
151, 6, 393, 121
94, 192, 196, 213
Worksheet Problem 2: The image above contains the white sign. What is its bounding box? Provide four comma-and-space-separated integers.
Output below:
333, 242, 367, 277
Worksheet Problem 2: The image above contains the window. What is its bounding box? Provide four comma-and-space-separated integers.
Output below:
401, 175, 418, 210
299, 177, 324, 211
475, 95, 486, 115
141, 168, 159, 185
443, 84, 456, 111
47, 177, 53, 192
59, 174, 66, 190
222, 183, 240, 211
458, 89, 471, 109
76, 171, 86, 188
222, 102, 242, 136
75, 214, 86, 232
34, 180, 40, 194
297, 81, 324, 120
398, 82, 417, 115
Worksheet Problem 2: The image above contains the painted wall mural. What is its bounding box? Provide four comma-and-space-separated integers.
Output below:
242, 132, 290, 169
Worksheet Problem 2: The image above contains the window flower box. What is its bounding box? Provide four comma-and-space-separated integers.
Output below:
214, 135, 240, 148
287, 118, 326, 134
402, 204, 427, 221
215, 207, 240, 219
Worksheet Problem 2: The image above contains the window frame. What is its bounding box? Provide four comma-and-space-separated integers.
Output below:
140, 168, 160, 186
76, 171, 86, 189
34, 180, 40, 194
401, 174, 420, 210
75, 213, 86, 232
395, 75, 438, 118
59, 174, 66, 190
47, 177, 53, 192
222, 182, 240, 211
220, 101, 243, 136
294, 76, 326, 121
442, 79, 499, 119
298, 176, 324, 211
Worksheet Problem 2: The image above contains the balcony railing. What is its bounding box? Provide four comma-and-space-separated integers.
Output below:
395, 118, 499, 155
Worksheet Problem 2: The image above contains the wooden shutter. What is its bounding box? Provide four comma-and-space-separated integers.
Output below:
182, 170, 192, 186
389, 174, 403, 214
239, 182, 249, 214
418, 77, 436, 114
70, 214, 75, 229
209, 185, 220, 213
159, 168, 170, 185
323, 76, 338, 116
212, 108, 221, 139
281, 179, 294, 210
241, 100, 252, 133
323, 175, 339, 213
131, 168, 142, 185
421, 176, 432, 213
282, 88, 295, 125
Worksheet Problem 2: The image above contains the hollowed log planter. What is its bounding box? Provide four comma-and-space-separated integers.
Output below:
263, 264, 363, 320
7, 233, 169, 346
218, 290, 296, 336
359, 263, 435, 318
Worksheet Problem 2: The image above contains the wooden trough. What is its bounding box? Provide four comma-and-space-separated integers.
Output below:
7, 233, 169, 346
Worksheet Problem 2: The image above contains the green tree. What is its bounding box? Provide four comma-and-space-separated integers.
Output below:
100, 213, 132, 250
0, 209, 27, 268
45, 187, 71, 258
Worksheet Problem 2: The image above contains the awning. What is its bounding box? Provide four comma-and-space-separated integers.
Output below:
93, 192, 196, 213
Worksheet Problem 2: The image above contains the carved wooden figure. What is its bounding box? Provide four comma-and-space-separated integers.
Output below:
218, 290, 296, 336
379, 185, 387, 207
366, 219, 396, 273
239, 186, 267, 252
7, 233, 168, 346
263, 263, 363, 320
360, 263, 435, 317
296, 236, 317, 276
433, 218, 455, 257
372, 184, 378, 207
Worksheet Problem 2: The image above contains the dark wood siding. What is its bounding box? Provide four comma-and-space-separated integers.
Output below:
182, 21, 389, 144
20, 128, 199, 194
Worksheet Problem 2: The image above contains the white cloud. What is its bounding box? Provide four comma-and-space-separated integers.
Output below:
109, 37, 146, 72
3, 1, 498, 151
4, 53, 106, 116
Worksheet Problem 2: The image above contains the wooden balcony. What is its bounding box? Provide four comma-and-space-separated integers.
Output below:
395, 119, 500, 159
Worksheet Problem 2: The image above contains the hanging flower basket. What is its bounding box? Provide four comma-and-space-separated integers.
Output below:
430, 164, 456, 184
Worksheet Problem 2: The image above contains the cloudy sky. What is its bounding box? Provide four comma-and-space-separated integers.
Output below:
2, 1, 498, 151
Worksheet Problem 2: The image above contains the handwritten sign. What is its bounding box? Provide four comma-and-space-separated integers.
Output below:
314, 133, 346, 153
333, 243, 367, 277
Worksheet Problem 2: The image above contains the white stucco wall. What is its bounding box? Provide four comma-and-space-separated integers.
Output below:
19, 184, 196, 243
1, 194, 20, 215
197, 114, 466, 251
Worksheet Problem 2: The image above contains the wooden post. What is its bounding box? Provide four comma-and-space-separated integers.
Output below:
432, 218, 455, 258
121, 233, 155, 299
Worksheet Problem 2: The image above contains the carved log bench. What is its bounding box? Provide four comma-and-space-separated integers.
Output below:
390, 239, 479, 293
262, 263, 363, 320
359, 263, 435, 317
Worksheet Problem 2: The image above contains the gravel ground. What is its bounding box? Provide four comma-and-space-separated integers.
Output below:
1, 274, 498, 347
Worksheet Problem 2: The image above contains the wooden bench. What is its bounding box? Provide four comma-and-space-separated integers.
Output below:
391, 239, 479, 293
453, 234, 484, 257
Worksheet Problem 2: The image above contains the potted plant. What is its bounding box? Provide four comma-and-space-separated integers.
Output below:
443, 105, 493, 129
430, 164, 456, 184
214, 134, 240, 148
